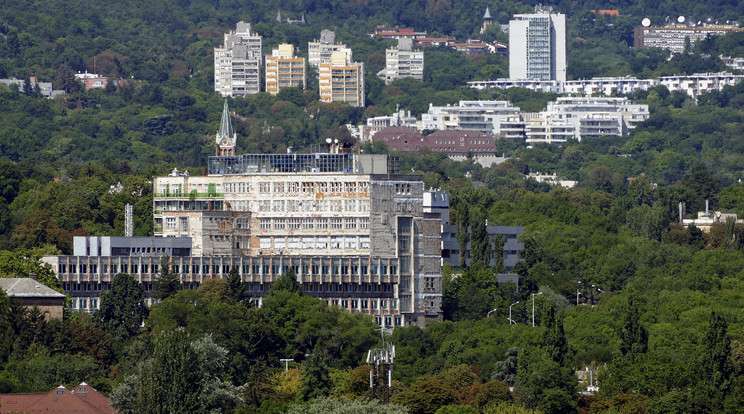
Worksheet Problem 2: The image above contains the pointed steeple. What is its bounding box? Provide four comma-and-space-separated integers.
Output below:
483, 7, 492, 20
216, 100, 237, 156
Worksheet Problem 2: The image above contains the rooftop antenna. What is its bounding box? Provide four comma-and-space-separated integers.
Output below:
366, 306, 394, 404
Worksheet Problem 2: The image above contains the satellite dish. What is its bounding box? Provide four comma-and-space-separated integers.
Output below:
326, 138, 332, 144
678, 16, 685, 23
642, 18, 651, 27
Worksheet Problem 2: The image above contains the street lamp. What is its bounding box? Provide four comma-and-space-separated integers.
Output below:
576, 289, 582, 306
532, 292, 542, 327
487, 308, 498, 318
508, 301, 519, 325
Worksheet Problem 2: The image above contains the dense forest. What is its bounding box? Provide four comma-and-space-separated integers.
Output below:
4, 0, 744, 413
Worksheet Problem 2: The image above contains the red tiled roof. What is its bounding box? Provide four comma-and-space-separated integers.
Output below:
0, 384, 114, 414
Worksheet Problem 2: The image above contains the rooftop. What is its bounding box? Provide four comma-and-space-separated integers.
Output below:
0, 278, 66, 298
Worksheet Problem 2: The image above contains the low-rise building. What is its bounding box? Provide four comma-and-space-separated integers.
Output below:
525, 97, 648, 144
0, 277, 66, 320
0, 383, 114, 414
368, 26, 427, 40
659, 72, 744, 99
419, 100, 522, 136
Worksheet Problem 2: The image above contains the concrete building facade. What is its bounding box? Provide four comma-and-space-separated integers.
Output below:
419, 100, 522, 136
509, 6, 566, 82
308, 30, 352, 68
214, 21, 263, 97
265, 44, 306, 94
634, 24, 744, 53
380, 38, 424, 85
319, 50, 365, 107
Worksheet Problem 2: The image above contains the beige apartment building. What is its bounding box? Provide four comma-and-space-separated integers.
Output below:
265, 44, 306, 94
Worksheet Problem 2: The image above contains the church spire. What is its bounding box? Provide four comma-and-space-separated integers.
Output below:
216, 99, 237, 156
483, 6, 492, 20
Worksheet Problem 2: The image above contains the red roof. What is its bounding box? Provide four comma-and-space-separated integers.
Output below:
0, 384, 114, 414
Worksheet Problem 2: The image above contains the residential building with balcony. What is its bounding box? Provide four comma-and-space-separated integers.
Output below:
379, 37, 424, 85
214, 21, 263, 97
319, 50, 365, 107
308, 30, 352, 68
265, 44, 306, 95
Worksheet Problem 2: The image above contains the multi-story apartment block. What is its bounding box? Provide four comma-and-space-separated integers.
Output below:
419, 101, 522, 136
214, 21, 263, 97
379, 38, 424, 85
308, 30, 352, 68
319, 50, 365, 107
634, 24, 744, 53
265, 44, 306, 94
509, 6, 566, 82
525, 97, 649, 144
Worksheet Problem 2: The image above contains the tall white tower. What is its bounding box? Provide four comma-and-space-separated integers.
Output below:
509, 6, 566, 82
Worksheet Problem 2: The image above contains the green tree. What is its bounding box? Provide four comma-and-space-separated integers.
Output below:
470, 208, 491, 269
299, 352, 333, 401
271, 268, 303, 294
226, 266, 251, 305
702, 311, 731, 389
154, 255, 180, 300
542, 304, 569, 367
93, 273, 147, 342
287, 396, 409, 413
619, 295, 648, 359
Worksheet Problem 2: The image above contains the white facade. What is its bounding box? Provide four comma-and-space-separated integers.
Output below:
509, 7, 566, 82
214, 21, 263, 97
151, 153, 443, 327
379, 37, 424, 85
659, 72, 744, 99
419, 100, 521, 136
308, 30, 352, 67
525, 97, 649, 144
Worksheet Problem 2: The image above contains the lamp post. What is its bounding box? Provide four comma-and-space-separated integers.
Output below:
532, 292, 542, 327
487, 308, 498, 318
576, 289, 582, 306
508, 301, 519, 325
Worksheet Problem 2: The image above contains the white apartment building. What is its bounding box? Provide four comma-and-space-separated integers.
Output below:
659, 72, 744, 99
468, 78, 564, 93
525, 97, 649, 144
319, 50, 365, 107
308, 30, 352, 67
214, 21, 263, 97
379, 37, 424, 85
634, 24, 743, 53
419, 100, 521, 136
265, 44, 306, 95
509, 6, 566, 82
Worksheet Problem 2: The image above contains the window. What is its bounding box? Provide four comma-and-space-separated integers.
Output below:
302, 237, 314, 249
274, 219, 285, 230
274, 238, 286, 249
258, 200, 270, 211
288, 218, 301, 229
273, 182, 284, 192
359, 217, 369, 229
288, 237, 300, 249
345, 218, 356, 229
272, 200, 285, 212
260, 237, 271, 248
345, 237, 357, 249
331, 218, 343, 229
360, 236, 370, 249
302, 219, 314, 229
316, 237, 328, 249
166, 217, 176, 229
180, 217, 188, 231
260, 218, 271, 229
330, 237, 342, 249
316, 218, 328, 229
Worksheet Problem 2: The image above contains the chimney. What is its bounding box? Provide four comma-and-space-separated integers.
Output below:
29, 273, 37, 281
705, 199, 709, 216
